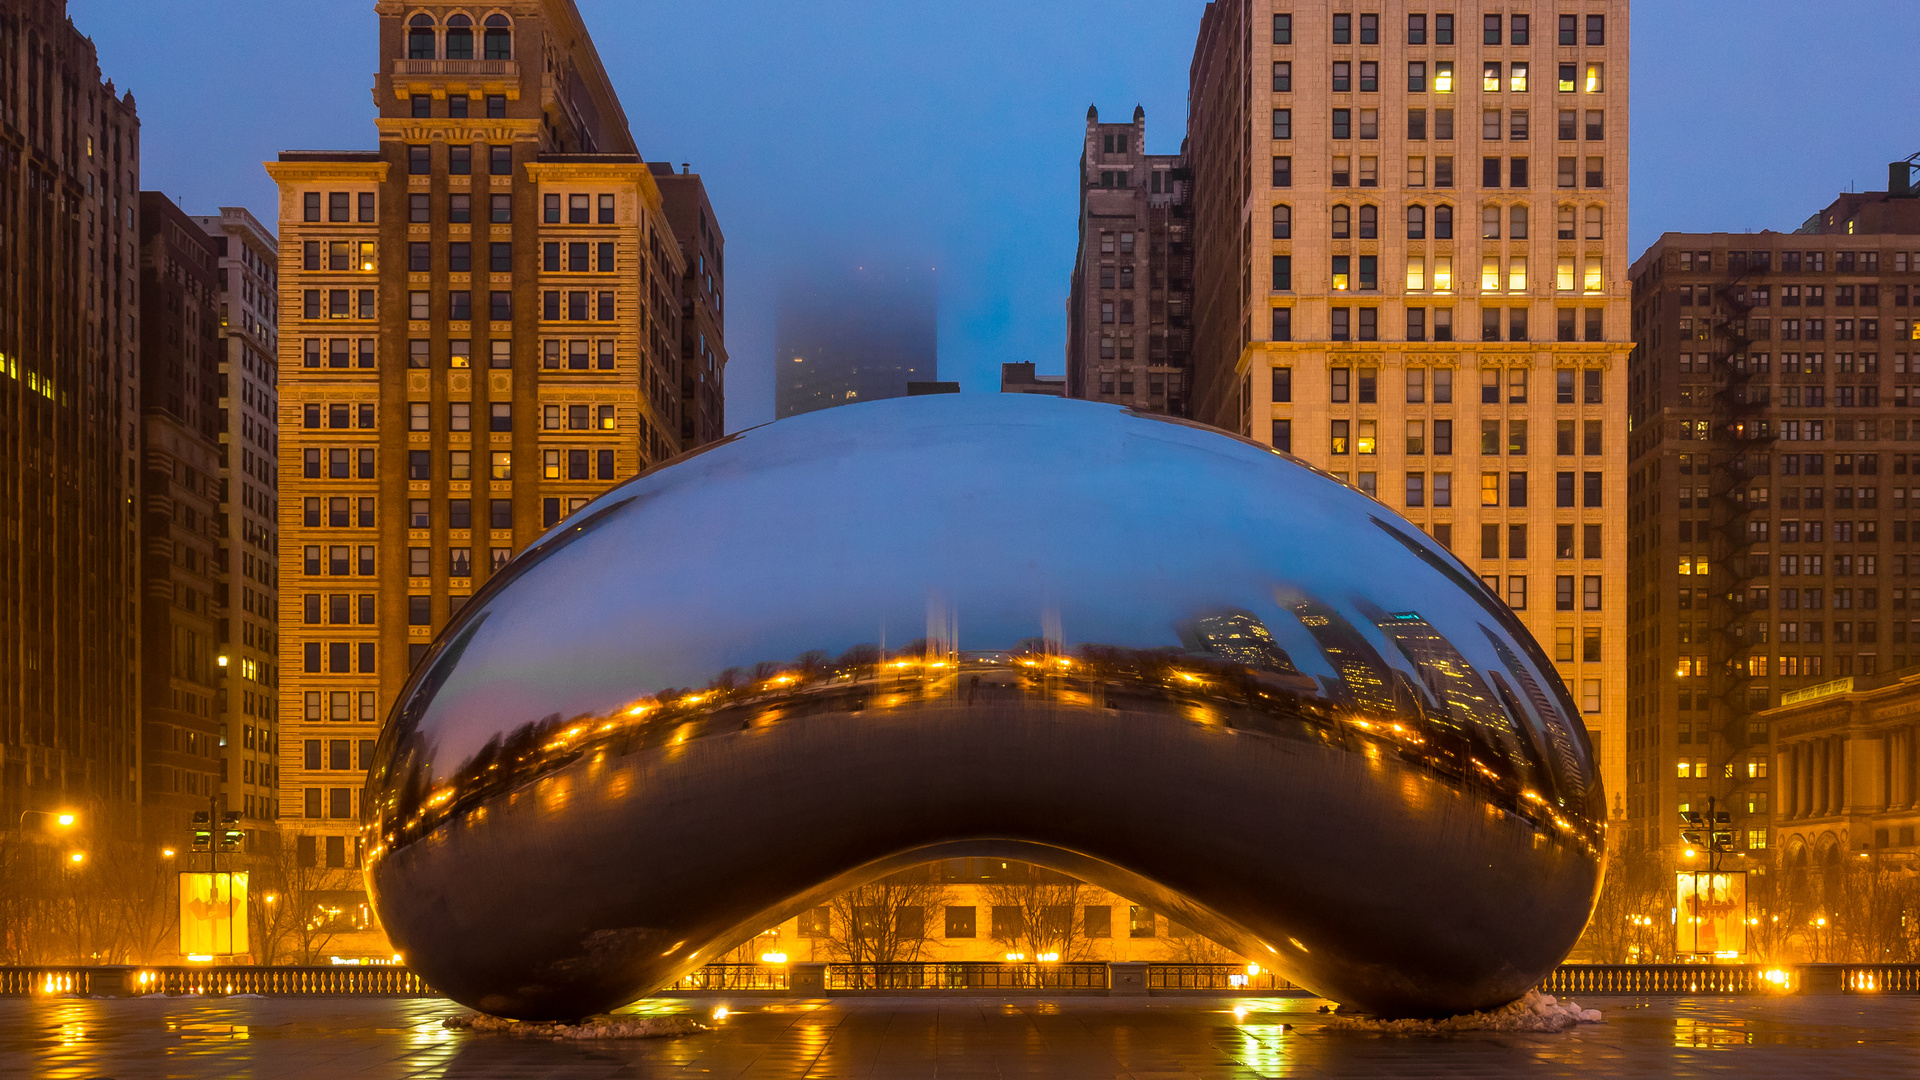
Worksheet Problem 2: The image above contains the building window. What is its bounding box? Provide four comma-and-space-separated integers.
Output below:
1272, 109, 1291, 140
484, 14, 513, 59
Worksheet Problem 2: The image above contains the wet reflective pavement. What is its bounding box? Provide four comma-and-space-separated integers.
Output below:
8, 994, 1920, 1078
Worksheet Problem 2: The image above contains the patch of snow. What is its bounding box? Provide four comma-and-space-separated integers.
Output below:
1324, 991, 1603, 1035
442, 1012, 708, 1040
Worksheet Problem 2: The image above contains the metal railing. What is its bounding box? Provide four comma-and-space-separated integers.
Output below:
1147, 963, 1300, 992
667, 963, 789, 991
827, 962, 1109, 991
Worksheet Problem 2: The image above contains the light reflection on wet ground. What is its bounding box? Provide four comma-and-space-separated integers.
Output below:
6, 994, 1918, 1078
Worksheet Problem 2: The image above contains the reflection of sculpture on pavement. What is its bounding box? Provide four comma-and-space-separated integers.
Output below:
363, 395, 1605, 1021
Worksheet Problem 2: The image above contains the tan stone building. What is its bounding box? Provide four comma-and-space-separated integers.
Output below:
137, 193, 227, 843
268, 0, 695, 956
1626, 176, 1920, 863
192, 208, 282, 835
1183, 0, 1633, 809
1066, 105, 1194, 414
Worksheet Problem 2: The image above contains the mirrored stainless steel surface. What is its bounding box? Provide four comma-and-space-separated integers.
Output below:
364, 395, 1605, 1020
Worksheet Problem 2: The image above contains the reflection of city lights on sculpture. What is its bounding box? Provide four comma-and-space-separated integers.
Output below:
711, 1007, 729, 1020
366, 396, 1603, 1022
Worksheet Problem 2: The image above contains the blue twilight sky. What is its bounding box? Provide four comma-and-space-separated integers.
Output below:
73, 0, 1920, 432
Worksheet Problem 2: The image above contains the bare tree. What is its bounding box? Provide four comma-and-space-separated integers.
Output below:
820, 868, 951, 982
1576, 843, 1672, 963
981, 868, 1091, 961
251, 841, 347, 965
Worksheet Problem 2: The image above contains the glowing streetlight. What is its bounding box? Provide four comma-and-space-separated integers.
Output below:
19, 809, 78, 830
67, 851, 85, 865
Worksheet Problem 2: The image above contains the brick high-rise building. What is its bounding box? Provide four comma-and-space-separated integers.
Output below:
1625, 167, 1920, 865
649, 163, 727, 447
192, 208, 281, 833
0, 2, 144, 842
137, 193, 226, 841
1183, 1, 1633, 811
268, 0, 692, 956
1066, 105, 1194, 414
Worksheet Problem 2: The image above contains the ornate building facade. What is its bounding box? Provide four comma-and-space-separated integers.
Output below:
269, 0, 700, 955
1183, 0, 1633, 809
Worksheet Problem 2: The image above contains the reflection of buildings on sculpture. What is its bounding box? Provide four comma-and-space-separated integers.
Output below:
1177, 608, 1299, 673
1284, 595, 1396, 716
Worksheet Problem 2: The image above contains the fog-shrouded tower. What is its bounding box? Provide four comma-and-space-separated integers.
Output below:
775, 265, 938, 419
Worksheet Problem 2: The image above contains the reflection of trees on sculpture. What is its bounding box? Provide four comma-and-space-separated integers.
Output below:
819, 868, 950, 980
982, 865, 1090, 961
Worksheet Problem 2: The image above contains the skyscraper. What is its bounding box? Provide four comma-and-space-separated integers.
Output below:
1066, 105, 1194, 414
775, 266, 937, 418
1184, 0, 1631, 813
269, 0, 702, 956
1625, 165, 1920, 861
192, 208, 281, 834
0, 0, 144, 841
137, 192, 226, 842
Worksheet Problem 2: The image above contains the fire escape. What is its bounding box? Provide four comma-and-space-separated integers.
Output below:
1705, 259, 1775, 786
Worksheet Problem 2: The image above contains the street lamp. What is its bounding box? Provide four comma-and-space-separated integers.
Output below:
18, 809, 78, 830
67, 851, 85, 865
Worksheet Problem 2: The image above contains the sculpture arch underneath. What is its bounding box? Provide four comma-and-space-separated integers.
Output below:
364, 396, 1604, 1020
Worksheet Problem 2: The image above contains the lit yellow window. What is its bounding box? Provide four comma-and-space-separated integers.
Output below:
1508, 257, 1527, 292
1481, 472, 1500, 506
359, 241, 376, 272
1749, 656, 1768, 677
1510, 63, 1529, 93
1584, 258, 1604, 293
1677, 760, 1691, 779
1557, 258, 1575, 292
1434, 61, 1453, 94
1483, 62, 1501, 93
1434, 256, 1453, 292
1407, 257, 1426, 291
1585, 63, 1604, 93
1678, 557, 1693, 576
543, 450, 561, 479
490, 451, 512, 480
1482, 257, 1500, 292
1357, 420, 1377, 455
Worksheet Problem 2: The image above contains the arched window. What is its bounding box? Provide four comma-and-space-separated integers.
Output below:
1331, 204, 1351, 239
407, 13, 436, 60
1481, 204, 1501, 240
1434, 204, 1454, 239
1406, 204, 1426, 239
1585, 205, 1604, 240
1358, 205, 1378, 239
1558, 205, 1576, 240
446, 14, 474, 60
1509, 205, 1528, 240
1272, 204, 1291, 240
484, 14, 512, 60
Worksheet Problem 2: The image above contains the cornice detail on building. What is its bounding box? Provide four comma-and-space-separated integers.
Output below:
264, 161, 391, 184
374, 119, 541, 143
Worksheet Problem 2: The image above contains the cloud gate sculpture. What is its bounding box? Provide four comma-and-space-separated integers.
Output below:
364, 395, 1604, 1020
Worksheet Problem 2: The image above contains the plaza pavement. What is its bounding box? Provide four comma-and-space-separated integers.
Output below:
7, 992, 1919, 1078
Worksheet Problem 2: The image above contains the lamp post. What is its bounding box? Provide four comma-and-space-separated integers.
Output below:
18, 809, 78, 831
